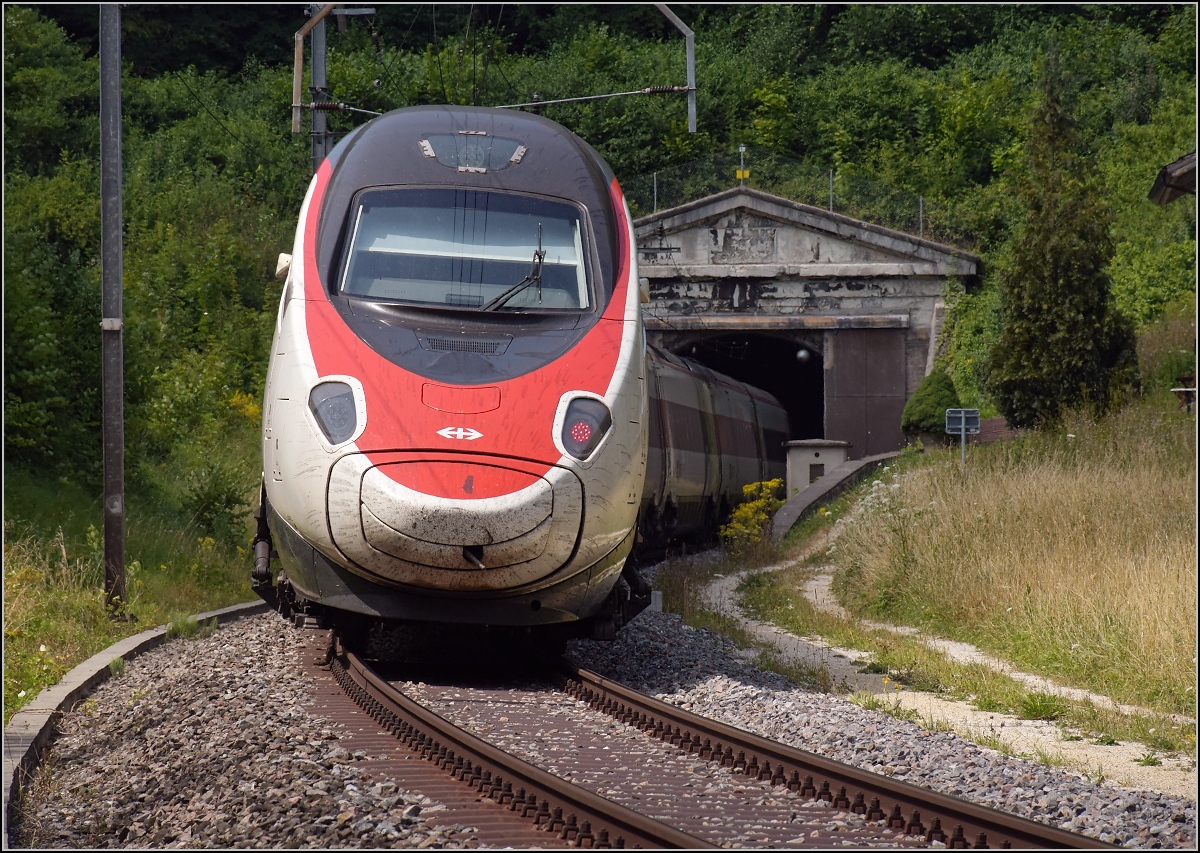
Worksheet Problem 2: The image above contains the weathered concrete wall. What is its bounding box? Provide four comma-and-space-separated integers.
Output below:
636, 187, 978, 458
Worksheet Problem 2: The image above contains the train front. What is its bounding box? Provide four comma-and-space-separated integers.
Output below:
257, 106, 648, 639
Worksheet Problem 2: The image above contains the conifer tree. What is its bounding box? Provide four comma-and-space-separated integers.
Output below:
986, 56, 1138, 429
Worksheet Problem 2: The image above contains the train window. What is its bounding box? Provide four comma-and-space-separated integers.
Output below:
339, 188, 591, 312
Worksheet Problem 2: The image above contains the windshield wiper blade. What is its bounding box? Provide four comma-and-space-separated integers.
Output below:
481, 223, 545, 311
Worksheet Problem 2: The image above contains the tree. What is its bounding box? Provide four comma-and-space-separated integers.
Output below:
986, 55, 1138, 429
901, 369, 962, 438
3, 5, 98, 176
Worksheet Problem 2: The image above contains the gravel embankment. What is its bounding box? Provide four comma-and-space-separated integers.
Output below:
13, 601, 1195, 849
567, 566, 1197, 850
12, 614, 475, 849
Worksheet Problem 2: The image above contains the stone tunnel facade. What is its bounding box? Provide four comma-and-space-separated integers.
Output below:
635, 186, 979, 458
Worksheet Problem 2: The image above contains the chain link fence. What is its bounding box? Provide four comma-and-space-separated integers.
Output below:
622, 151, 977, 252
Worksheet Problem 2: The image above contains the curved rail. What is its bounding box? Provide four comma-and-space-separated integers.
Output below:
331, 640, 712, 849
562, 661, 1114, 850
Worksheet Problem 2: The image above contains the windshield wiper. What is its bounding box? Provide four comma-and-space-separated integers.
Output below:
481, 223, 545, 311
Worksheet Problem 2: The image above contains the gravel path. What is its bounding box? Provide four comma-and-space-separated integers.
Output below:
702, 558, 1198, 800
12, 615, 476, 849
568, 564, 1197, 850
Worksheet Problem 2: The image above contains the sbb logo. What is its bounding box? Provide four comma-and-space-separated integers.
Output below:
436, 426, 483, 441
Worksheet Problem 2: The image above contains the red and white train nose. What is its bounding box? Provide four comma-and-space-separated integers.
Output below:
327, 454, 583, 591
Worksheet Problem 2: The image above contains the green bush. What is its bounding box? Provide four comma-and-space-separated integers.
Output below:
901, 369, 961, 436
179, 460, 252, 545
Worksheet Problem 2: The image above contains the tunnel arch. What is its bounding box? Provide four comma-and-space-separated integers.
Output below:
656, 331, 825, 441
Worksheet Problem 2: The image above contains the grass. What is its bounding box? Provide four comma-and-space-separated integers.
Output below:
757, 649, 838, 694
971, 730, 1017, 756
829, 391, 1196, 718
737, 558, 1196, 757
3, 467, 256, 725
1030, 746, 1072, 769
1137, 751, 1164, 767
1017, 692, 1068, 721
649, 388, 1197, 760
165, 615, 220, 641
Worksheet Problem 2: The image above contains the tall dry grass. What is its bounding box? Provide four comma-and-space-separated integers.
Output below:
830, 396, 1196, 715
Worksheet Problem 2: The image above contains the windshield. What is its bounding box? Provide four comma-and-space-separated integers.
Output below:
339, 188, 590, 311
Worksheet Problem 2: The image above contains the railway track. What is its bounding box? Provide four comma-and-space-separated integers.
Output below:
327, 635, 1111, 849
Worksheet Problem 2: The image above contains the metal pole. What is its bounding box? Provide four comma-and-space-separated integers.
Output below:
292, 3, 338, 134
829, 169, 834, 211
960, 421, 967, 470
100, 4, 126, 614
739, 145, 745, 187
683, 26, 695, 133
655, 4, 695, 133
919, 196, 924, 240
311, 4, 330, 174
653, 172, 657, 213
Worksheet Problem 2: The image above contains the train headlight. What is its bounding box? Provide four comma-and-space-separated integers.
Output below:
309, 382, 357, 444
561, 398, 611, 460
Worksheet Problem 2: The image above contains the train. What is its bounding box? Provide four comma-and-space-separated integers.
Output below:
251, 104, 787, 644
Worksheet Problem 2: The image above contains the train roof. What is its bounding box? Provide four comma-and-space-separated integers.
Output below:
315, 105, 621, 299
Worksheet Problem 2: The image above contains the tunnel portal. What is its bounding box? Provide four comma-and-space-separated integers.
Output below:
636, 186, 979, 459
675, 333, 824, 441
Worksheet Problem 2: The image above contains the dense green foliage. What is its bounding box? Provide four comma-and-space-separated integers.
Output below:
1137, 293, 1197, 391
900, 370, 962, 437
5, 6, 298, 521
987, 58, 1140, 428
3, 4, 1195, 543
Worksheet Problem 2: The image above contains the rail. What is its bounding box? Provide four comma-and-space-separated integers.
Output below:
332, 640, 711, 848
562, 662, 1114, 849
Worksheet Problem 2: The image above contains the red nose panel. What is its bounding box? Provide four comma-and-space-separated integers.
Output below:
380, 459, 541, 500
302, 162, 632, 485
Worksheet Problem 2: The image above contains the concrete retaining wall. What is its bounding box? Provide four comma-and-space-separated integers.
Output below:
771, 451, 902, 541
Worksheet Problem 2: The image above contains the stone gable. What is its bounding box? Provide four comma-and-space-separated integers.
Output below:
633, 186, 980, 458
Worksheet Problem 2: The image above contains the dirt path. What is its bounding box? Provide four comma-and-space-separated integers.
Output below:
700, 558, 1198, 801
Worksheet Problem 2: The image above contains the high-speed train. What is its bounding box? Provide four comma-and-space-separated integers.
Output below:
252, 104, 787, 642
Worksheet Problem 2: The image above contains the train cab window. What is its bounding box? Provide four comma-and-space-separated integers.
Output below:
339, 188, 591, 312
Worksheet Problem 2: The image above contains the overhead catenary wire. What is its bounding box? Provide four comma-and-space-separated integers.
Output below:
489, 36, 522, 102
479, 4, 503, 102
493, 86, 692, 110
466, 4, 474, 105
370, 5, 423, 91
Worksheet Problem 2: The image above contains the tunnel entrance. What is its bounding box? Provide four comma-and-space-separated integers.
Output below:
673, 333, 824, 440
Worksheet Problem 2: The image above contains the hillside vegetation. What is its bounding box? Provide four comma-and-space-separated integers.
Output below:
3, 5, 1195, 722
832, 389, 1196, 718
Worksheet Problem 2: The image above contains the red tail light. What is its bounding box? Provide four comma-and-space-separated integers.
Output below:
561, 398, 611, 460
